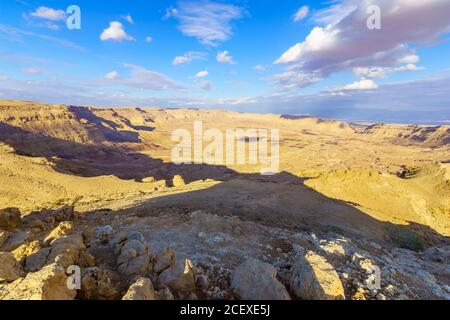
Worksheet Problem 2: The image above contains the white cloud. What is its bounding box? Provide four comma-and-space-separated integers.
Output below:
121, 14, 134, 24
100, 21, 134, 42
353, 67, 388, 78
398, 54, 420, 64
275, 0, 450, 88
273, 69, 322, 89
293, 6, 309, 22
145, 36, 153, 43
30, 7, 66, 21
394, 64, 424, 72
121, 64, 183, 90
217, 50, 236, 64
253, 65, 266, 72
353, 63, 424, 78
343, 79, 378, 90
173, 51, 207, 66
165, 1, 242, 46
104, 71, 120, 80
195, 70, 209, 78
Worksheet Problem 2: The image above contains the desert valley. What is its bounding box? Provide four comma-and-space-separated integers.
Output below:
0, 100, 449, 300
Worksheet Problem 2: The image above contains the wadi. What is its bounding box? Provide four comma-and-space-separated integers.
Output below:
0, 100, 448, 300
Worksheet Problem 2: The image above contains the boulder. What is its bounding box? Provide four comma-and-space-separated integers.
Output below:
231, 258, 291, 300
1, 230, 30, 252
95, 225, 114, 243
122, 278, 157, 300
44, 221, 74, 246
0, 208, 21, 230
157, 285, 175, 300
47, 234, 85, 268
11, 240, 41, 262
0, 263, 76, 300
0, 252, 24, 282
154, 247, 176, 273
115, 231, 153, 277
25, 247, 51, 272
158, 259, 196, 294
290, 251, 345, 300
118, 254, 150, 276
79, 267, 117, 300
48, 206, 77, 222
172, 175, 185, 187
142, 177, 156, 183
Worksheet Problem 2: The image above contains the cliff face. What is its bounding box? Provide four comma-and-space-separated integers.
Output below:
361, 123, 450, 147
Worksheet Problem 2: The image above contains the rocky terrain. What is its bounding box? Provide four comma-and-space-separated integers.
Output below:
0, 100, 449, 300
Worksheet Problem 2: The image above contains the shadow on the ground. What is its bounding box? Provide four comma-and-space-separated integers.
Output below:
0, 120, 448, 247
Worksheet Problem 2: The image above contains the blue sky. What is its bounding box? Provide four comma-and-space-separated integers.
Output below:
0, 0, 450, 123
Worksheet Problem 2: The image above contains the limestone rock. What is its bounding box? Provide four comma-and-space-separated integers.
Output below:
79, 267, 117, 300
158, 259, 196, 294
11, 240, 41, 262
423, 246, 450, 264
0, 252, 24, 282
25, 247, 51, 272
48, 206, 77, 222
1, 230, 30, 252
115, 231, 153, 277
44, 221, 74, 246
154, 247, 176, 273
1, 263, 76, 300
231, 258, 291, 300
142, 177, 156, 183
78, 249, 96, 268
0, 208, 21, 230
118, 254, 150, 276
172, 175, 185, 187
290, 251, 345, 300
157, 285, 175, 300
95, 225, 114, 243
122, 278, 157, 300
47, 234, 85, 268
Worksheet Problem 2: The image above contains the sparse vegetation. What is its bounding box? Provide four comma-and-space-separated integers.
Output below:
385, 225, 426, 252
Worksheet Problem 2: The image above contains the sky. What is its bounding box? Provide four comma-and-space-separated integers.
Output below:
0, 0, 449, 124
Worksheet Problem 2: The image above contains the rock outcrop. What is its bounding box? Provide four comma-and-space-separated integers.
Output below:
0, 263, 76, 300
0, 208, 21, 230
290, 251, 345, 300
231, 258, 291, 300
0, 252, 24, 282
114, 231, 153, 277
159, 259, 196, 295
122, 278, 157, 300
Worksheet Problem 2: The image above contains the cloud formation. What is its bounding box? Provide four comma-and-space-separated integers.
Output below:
195, 70, 208, 78
100, 21, 134, 42
30, 7, 66, 21
216, 50, 236, 64
293, 6, 309, 22
173, 51, 207, 66
104, 71, 119, 80
165, 1, 242, 46
275, 0, 450, 88
120, 64, 183, 90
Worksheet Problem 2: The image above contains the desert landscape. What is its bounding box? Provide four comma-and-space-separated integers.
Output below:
0, 100, 449, 300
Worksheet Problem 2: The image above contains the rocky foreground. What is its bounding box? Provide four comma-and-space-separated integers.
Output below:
1, 206, 449, 300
